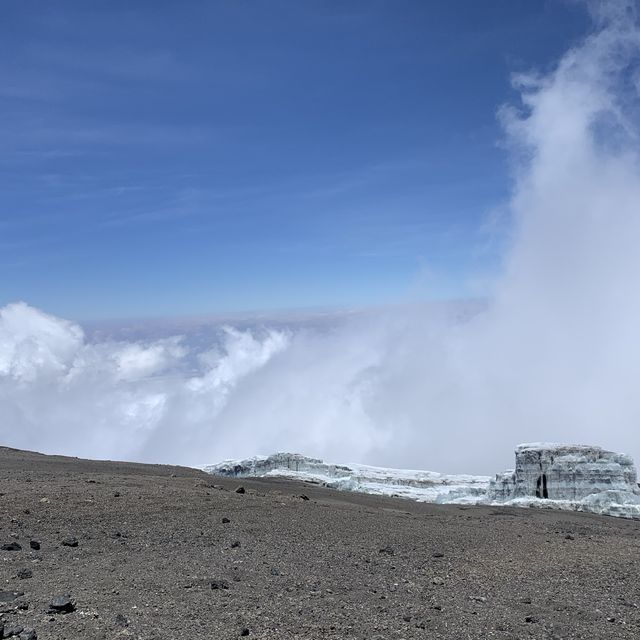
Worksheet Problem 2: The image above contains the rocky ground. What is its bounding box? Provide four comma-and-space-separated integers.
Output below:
1, 447, 639, 639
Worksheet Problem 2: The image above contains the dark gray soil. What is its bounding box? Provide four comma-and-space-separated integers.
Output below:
1, 446, 639, 639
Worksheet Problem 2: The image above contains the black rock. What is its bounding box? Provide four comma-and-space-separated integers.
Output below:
3, 623, 23, 637
235, 486, 246, 494
210, 580, 229, 590
1, 542, 21, 551
432, 551, 445, 558
222, 517, 231, 524
299, 495, 310, 501
17, 569, 33, 579
240, 628, 250, 636
19, 629, 37, 640
231, 541, 241, 548
525, 615, 538, 624
47, 595, 75, 614
61, 537, 78, 548
29, 541, 40, 551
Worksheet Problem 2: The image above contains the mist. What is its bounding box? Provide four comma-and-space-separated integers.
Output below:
2, 2, 640, 474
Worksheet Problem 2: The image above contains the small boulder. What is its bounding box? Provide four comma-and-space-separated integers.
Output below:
210, 580, 229, 590
235, 486, 246, 494
3, 623, 24, 637
1, 542, 21, 551
221, 517, 231, 524
61, 537, 78, 548
47, 595, 75, 614
20, 629, 37, 640
0, 591, 24, 603
29, 541, 40, 551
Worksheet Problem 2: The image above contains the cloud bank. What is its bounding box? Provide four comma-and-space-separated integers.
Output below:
3, 2, 640, 473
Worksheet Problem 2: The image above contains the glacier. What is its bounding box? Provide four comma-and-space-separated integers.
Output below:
203, 444, 640, 520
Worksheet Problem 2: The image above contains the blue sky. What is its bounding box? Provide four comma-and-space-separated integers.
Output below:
1, 1, 589, 320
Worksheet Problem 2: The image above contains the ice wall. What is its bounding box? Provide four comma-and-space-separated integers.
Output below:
489, 443, 640, 500
205, 444, 640, 520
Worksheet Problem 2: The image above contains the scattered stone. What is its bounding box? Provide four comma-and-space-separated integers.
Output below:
210, 580, 229, 590
17, 569, 32, 580
38, 498, 49, 503
231, 541, 241, 548
113, 492, 121, 497
565, 534, 575, 540
235, 486, 246, 494
299, 495, 310, 501
470, 595, 486, 603
1, 542, 21, 551
240, 628, 250, 636
432, 552, 445, 558
270, 568, 281, 576
222, 517, 231, 524
403, 615, 412, 622
378, 546, 395, 555
29, 541, 40, 551
61, 537, 78, 548
47, 595, 75, 614
431, 577, 445, 586
525, 615, 538, 623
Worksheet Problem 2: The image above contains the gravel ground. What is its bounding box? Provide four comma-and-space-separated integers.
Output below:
1, 445, 639, 639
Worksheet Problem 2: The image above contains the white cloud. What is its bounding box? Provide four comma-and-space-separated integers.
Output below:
3, 2, 640, 473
